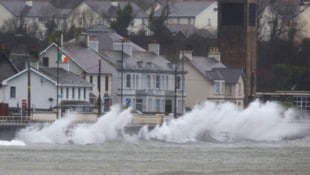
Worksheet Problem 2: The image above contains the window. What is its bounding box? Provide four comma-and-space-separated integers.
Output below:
176, 76, 181, 90
214, 82, 220, 94
126, 74, 131, 88
78, 88, 81, 99
208, 18, 211, 26
66, 88, 69, 99
84, 88, 86, 99
136, 75, 139, 89
72, 87, 75, 99
43, 57, 49, 67
148, 98, 153, 112
227, 84, 232, 95
156, 75, 160, 89
221, 3, 244, 26
146, 75, 151, 89
156, 99, 161, 112
90, 76, 93, 84
136, 99, 143, 111
162, 75, 165, 89
133, 75, 136, 89
166, 76, 169, 90
105, 76, 109, 91
238, 83, 242, 96
60, 88, 63, 98
10, 86, 16, 98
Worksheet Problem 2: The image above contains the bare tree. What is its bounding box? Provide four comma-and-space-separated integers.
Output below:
258, 0, 302, 42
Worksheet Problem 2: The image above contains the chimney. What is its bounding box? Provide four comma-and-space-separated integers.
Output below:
76, 34, 88, 46
87, 35, 99, 52
148, 41, 160, 55
112, 39, 133, 56
208, 47, 221, 62
180, 50, 192, 60
111, 1, 119, 7
25, 1, 33, 7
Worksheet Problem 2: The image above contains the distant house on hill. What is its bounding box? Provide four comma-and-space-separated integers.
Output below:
0, 0, 67, 39
67, 0, 149, 35
182, 48, 245, 109
155, 0, 218, 31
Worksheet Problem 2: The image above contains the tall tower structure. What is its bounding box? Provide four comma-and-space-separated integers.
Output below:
218, 0, 257, 105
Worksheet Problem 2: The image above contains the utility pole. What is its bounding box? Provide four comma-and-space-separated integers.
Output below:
121, 39, 124, 106
182, 51, 185, 115
27, 59, 31, 117
56, 41, 59, 119
98, 59, 102, 116
174, 65, 178, 118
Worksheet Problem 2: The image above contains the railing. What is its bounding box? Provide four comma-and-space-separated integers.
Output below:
0, 114, 167, 126
0, 116, 31, 126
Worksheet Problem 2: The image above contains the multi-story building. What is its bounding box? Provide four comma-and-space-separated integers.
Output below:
257, 91, 310, 112
182, 49, 245, 109
100, 40, 185, 115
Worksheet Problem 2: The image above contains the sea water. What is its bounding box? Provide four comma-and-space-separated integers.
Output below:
1, 100, 310, 175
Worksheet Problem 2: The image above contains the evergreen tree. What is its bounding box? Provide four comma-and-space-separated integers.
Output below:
110, 3, 133, 37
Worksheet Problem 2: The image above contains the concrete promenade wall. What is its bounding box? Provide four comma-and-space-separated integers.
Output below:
0, 113, 168, 140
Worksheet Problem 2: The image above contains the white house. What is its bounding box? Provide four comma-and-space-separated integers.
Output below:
100, 40, 185, 115
155, 0, 218, 31
39, 39, 116, 112
0, 66, 92, 111
182, 49, 245, 109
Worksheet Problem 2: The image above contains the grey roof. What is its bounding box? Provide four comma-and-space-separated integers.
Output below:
190, 56, 226, 72
85, 24, 145, 51
64, 44, 115, 74
166, 24, 195, 37
39, 67, 92, 87
187, 56, 242, 83
85, 0, 147, 18
156, 1, 214, 17
86, 24, 115, 33
9, 52, 38, 71
0, 0, 57, 17
0, 56, 17, 82
100, 50, 174, 72
206, 68, 243, 84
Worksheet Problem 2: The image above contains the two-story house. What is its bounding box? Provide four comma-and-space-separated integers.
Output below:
100, 41, 185, 114
39, 39, 116, 112
182, 48, 245, 109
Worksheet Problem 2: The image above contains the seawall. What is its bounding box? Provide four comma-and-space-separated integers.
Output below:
0, 124, 152, 140
0, 125, 26, 140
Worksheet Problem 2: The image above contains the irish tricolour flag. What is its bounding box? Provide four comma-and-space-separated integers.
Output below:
57, 52, 69, 63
